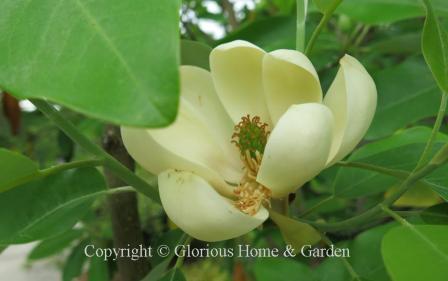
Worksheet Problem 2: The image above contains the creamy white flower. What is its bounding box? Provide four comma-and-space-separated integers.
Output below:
121, 40, 377, 242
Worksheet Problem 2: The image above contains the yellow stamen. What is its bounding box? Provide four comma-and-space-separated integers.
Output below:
234, 149, 271, 216
231, 115, 272, 216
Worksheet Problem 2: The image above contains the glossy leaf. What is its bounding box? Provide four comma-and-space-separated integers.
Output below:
0, 168, 106, 244
430, 183, 448, 202
181, 40, 212, 70
313, 0, 335, 13
421, 0, 448, 93
334, 127, 448, 199
28, 229, 83, 260
0, 148, 38, 193
253, 258, 315, 281
385, 181, 442, 208
63, 240, 90, 281
150, 229, 185, 267
269, 210, 321, 253
367, 57, 441, 140
382, 225, 448, 281
142, 230, 185, 281
333, 0, 448, 24
220, 16, 296, 51
367, 33, 421, 55
142, 258, 173, 281
349, 223, 395, 281
0, 0, 181, 127
315, 258, 350, 281
88, 255, 109, 281
421, 204, 448, 225
159, 268, 187, 281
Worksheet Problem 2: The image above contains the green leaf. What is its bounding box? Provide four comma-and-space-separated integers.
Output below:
142, 230, 186, 281
219, 16, 296, 51
253, 258, 316, 281
334, 127, 448, 199
0, 168, 106, 244
349, 223, 395, 281
313, 0, 335, 13
269, 210, 321, 253
315, 258, 350, 281
367, 33, 421, 56
0, 0, 181, 127
333, 0, 448, 25
180, 40, 212, 70
63, 240, 90, 281
430, 183, 448, 201
421, 204, 448, 224
382, 225, 448, 281
421, 0, 448, 94
142, 258, 173, 281
385, 181, 442, 207
88, 255, 109, 281
367, 57, 441, 139
28, 229, 83, 260
0, 148, 38, 193
150, 229, 184, 267
159, 268, 187, 281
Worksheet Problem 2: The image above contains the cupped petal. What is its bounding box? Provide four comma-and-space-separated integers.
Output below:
121, 66, 242, 197
159, 169, 269, 242
323, 54, 377, 166
262, 49, 322, 124
122, 127, 234, 196
180, 66, 241, 171
210, 40, 271, 124
257, 103, 334, 198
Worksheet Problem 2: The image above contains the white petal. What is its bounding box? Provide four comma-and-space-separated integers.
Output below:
257, 103, 334, 198
121, 127, 234, 196
121, 67, 242, 197
262, 49, 322, 124
210, 40, 271, 124
180, 66, 241, 172
324, 54, 377, 165
159, 169, 268, 242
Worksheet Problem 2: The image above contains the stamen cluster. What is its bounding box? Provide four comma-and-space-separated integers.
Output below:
232, 115, 271, 215
232, 115, 269, 158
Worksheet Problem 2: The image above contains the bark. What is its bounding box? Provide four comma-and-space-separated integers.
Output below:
103, 125, 149, 281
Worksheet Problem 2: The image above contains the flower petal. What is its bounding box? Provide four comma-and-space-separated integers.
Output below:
257, 103, 334, 198
159, 169, 268, 242
262, 49, 322, 124
324, 54, 377, 166
121, 66, 242, 197
180, 66, 241, 170
210, 40, 271, 124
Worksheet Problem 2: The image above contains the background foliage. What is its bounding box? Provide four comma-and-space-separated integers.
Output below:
0, 0, 448, 281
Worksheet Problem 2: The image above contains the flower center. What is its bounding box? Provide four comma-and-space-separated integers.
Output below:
231, 115, 271, 215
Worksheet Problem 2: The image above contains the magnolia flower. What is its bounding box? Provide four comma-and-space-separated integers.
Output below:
121, 40, 376, 242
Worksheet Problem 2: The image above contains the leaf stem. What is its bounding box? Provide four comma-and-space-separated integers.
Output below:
305, 0, 343, 55
296, 0, 307, 52
381, 203, 448, 262
352, 25, 370, 48
1, 159, 104, 192
300, 195, 334, 217
31, 99, 161, 204
320, 233, 361, 281
415, 93, 448, 169
303, 142, 448, 232
336, 161, 409, 179
380, 204, 410, 227
175, 236, 193, 269
40, 159, 105, 177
